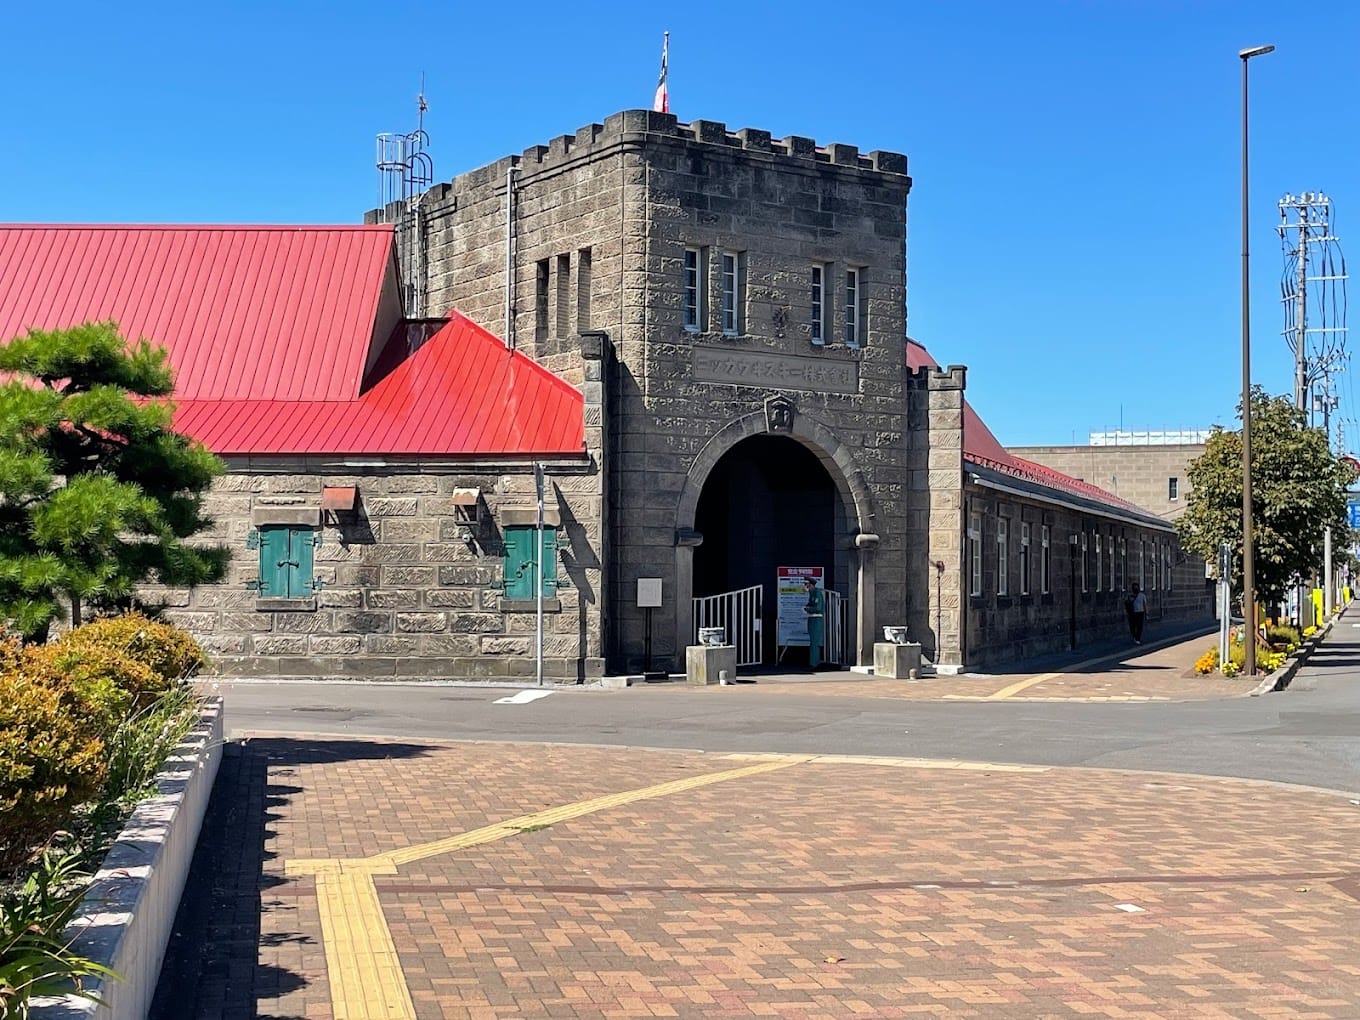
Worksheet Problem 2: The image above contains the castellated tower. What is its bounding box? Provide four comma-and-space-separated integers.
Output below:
376, 109, 959, 673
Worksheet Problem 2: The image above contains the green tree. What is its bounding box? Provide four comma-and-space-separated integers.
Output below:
1177, 386, 1356, 606
0, 321, 228, 638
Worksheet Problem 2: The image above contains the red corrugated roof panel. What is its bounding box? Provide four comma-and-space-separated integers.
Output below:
907, 339, 1149, 516
171, 313, 584, 456
0, 224, 393, 402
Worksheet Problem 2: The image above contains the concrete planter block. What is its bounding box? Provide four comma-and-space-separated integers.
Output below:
874, 641, 922, 679
686, 644, 737, 686
34, 698, 224, 1020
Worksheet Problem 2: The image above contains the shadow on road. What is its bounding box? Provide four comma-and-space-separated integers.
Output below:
150, 738, 437, 1020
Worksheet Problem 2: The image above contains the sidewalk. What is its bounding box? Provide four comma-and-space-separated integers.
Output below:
643, 620, 1254, 702
154, 737, 1360, 1019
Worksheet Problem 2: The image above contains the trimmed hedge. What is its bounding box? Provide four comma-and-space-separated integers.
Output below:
0, 614, 206, 873
0, 672, 108, 874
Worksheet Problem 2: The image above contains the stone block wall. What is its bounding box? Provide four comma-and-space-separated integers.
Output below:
404, 109, 915, 672
147, 458, 604, 681
1008, 444, 1205, 522
960, 482, 1213, 668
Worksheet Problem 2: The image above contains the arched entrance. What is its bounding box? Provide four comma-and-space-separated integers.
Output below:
692, 434, 849, 666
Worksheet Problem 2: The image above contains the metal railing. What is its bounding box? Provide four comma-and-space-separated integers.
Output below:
825, 589, 851, 667
693, 584, 763, 666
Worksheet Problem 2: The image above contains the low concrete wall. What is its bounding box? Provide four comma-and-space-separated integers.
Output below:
33, 697, 224, 1020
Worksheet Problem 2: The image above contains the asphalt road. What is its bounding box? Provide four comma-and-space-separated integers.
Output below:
213, 621, 1360, 794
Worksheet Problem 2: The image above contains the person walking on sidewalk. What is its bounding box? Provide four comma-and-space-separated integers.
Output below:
1125, 583, 1148, 644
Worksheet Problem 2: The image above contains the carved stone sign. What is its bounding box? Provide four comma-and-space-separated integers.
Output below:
692, 347, 859, 395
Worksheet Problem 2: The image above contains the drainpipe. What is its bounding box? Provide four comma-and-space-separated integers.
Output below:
504, 163, 518, 350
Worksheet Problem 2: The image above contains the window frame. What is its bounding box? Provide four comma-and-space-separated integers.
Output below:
720, 250, 742, 336
844, 266, 862, 347
810, 264, 826, 345
1080, 532, 1089, 593
968, 512, 983, 596
1040, 524, 1051, 595
683, 247, 704, 332
997, 517, 1010, 596
1020, 521, 1031, 595
1168, 476, 1179, 501
1095, 534, 1103, 592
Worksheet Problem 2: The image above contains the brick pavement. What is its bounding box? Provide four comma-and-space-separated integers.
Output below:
654, 632, 1253, 702
157, 738, 1360, 1019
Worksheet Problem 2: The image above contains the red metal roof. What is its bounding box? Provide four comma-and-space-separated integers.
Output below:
173, 313, 585, 456
0, 225, 584, 457
0, 224, 394, 401
907, 339, 1148, 515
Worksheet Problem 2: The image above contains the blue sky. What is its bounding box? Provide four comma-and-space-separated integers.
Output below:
4, 0, 1358, 446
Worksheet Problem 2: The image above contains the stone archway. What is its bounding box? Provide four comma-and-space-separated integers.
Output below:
674, 409, 879, 667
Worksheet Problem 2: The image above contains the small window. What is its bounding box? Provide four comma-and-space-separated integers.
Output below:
534, 259, 550, 344
810, 265, 826, 345
1108, 532, 1116, 590
720, 251, 743, 335
968, 512, 983, 596
576, 248, 592, 333
1166, 543, 1174, 590
1168, 476, 1179, 500
1020, 522, 1031, 595
1080, 532, 1089, 593
845, 267, 863, 347
1139, 539, 1146, 589
554, 253, 571, 338
255, 525, 318, 599
997, 517, 1009, 596
1040, 524, 1051, 595
501, 525, 558, 600
683, 248, 705, 331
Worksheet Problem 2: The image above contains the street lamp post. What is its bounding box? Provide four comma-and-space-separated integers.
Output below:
1240, 44, 1274, 679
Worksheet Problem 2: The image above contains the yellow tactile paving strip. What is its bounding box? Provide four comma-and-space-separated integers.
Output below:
251, 739, 1360, 1019
285, 756, 809, 1019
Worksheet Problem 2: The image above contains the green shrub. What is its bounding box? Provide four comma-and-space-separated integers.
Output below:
0, 847, 118, 1017
1264, 623, 1301, 648
57, 613, 205, 709
0, 673, 107, 874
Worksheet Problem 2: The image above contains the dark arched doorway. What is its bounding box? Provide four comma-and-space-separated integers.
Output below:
693, 435, 843, 664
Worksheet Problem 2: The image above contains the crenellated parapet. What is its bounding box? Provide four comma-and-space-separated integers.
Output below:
907, 363, 967, 391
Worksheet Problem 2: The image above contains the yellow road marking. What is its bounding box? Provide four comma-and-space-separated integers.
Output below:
285, 757, 805, 1019
720, 752, 1047, 773
986, 671, 1064, 699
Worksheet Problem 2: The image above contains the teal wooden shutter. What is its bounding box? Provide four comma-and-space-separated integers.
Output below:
258, 526, 290, 597
501, 525, 559, 599
502, 527, 533, 599
541, 527, 558, 595
289, 527, 316, 596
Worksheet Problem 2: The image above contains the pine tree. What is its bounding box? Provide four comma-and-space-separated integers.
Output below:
0, 321, 228, 638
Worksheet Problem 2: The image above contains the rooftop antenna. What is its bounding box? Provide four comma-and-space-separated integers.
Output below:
376, 75, 435, 318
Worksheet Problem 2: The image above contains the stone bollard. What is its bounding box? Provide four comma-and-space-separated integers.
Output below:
687, 644, 737, 686
874, 641, 923, 680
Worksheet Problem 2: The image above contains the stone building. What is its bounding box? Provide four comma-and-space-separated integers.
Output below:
0, 111, 1212, 678
1010, 430, 1211, 523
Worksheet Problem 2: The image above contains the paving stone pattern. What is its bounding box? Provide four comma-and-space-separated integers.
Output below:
157, 739, 1360, 1018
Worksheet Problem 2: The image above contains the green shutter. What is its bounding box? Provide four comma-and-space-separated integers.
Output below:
258, 526, 290, 597
289, 527, 316, 596
541, 527, 558, 595
502, 527, 533, 600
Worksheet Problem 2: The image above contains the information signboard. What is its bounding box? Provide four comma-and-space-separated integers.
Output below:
776, 566, 824, 647
1348, 501, 1360, 529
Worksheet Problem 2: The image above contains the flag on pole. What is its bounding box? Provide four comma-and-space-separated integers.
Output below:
652, 32, 669, 114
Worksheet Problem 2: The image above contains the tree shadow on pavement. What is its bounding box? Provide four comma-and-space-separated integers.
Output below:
150, 737, 437, 1020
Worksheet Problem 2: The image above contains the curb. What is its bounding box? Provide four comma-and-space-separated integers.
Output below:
1265, 614, 1338, 694
33, 698, 225, 1020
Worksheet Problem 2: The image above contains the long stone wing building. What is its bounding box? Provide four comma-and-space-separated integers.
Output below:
0, 110, 1212, 677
